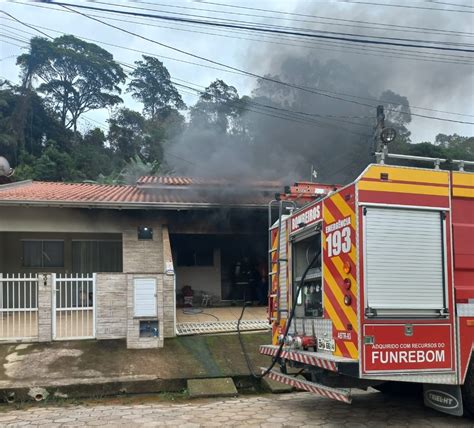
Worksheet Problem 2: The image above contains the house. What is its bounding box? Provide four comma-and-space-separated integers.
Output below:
0, 176, 280, 348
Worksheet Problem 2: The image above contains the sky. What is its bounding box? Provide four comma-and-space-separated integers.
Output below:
0, 0, 473, 143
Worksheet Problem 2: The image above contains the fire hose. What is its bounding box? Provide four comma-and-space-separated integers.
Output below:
237, 250, 320, 379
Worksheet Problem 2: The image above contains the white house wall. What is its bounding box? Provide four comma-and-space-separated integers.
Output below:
0, 207, 128, 233
175, 249, 222, 301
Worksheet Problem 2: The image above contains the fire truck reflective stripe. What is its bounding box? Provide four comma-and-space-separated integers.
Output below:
453, 172, 474, 187
452, 186, 474, 198
324, 266, 358, 330
325, 254, 357, 310
363, 165, 449, 185
323, 292, 345, 331
358, 180, 449, 197
263, 369, 352, 404
323, 190, 359, 360
323, 199, 357, 265
452, 172, 474, 198
259, 346, 338, 372
324, 291, 357, 359
345, 341, 358, 358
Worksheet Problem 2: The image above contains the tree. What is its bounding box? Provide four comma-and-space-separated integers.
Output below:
0, 86, 69, 163
71, 128, 117, 181
379, 90, 412, 145
120, 155, 160, 185
17, 35, 126, 133
32, 141, 76, 181
190, 79, 240, 133
127, 56, 185, 119
107, 108, 146, 161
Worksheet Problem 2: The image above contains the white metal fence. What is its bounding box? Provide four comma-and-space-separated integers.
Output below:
53, 273, 95, 340
0, 273, 39, 340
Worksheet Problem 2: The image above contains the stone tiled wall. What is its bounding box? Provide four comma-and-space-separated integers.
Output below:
95, 273, 127, 340
1, 215, 176, 347
37, 273, 52, 342
162, 225, 176, 338
126, 273, 164, 349
123, 223, 164, 274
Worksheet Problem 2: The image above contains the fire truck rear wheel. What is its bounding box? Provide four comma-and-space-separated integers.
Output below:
461, 357, 474, 417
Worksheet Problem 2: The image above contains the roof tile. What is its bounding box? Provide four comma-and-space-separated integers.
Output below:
0, 179, 279, 208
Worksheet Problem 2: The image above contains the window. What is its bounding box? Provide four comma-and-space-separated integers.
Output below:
72, 240, 122, 273
177, 248, 214, 267
22, 240, 64, 268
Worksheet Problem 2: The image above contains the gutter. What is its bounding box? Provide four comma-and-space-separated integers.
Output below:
0, 199, 269, 210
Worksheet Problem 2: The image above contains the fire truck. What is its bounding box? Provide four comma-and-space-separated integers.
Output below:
261, 151, 474, 416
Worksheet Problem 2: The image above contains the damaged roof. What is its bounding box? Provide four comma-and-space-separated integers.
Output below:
0, 177, 281, 209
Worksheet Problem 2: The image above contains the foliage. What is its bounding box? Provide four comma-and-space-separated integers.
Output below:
17, 35, 126, 132
189, 79, 241, 133
0, 35, 471, 185
388, 133, 474, 169
128, 56, 185, 119
120, 155, 160, 185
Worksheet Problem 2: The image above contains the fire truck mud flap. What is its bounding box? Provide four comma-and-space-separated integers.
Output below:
423, 384, 463, 416
262, 368, 352, 404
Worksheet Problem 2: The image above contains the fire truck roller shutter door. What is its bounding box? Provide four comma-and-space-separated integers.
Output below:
364, 207, 445, 315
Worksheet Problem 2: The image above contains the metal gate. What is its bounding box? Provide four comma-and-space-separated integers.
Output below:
53, 273, 95, 340
0, 273, 38, 340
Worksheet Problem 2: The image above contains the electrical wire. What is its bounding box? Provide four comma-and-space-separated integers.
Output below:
28, 4, 474, 125
89, 0, 474, 45
10, 4, 472, 67
197, 1, 474, 37
4, 8, 473, 118
0, 10, 53, 39
131, 0, 474, 38
335, 0, 474, 13
0, 17, 376, 135
39, 1, 474, 52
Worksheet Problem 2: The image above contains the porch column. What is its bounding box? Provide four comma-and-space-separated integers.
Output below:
37, 273, 52, 342
122, 221, 165, 349
162, 225, 176, 338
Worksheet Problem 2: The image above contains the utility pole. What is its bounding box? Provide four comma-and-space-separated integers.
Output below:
373, 105, 385, 163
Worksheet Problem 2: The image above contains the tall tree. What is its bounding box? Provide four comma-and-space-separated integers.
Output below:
107, 108, 146, 161
127, 56, 185, 119
190, 79, 240, 133
17, 35, 126, 133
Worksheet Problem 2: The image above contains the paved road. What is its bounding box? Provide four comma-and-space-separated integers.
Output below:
0, 391, 472, 427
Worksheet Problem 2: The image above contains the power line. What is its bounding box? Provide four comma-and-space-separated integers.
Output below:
0, 37, 27, 49
39, 1, 474, 52
87, 0, 474, 48
5, 8, 472, 70
429, 1, 473, 8
198, 1, 474, 37
118, 60, 374, 135
73, 6, 474, 64
39, 2, 474, 125
426, 1, 474, 8
335, 0, 474, 13
0, 10, 53, 39
12, 4, 472, 66
131, 0, 474, 38
4, 13, 473, 120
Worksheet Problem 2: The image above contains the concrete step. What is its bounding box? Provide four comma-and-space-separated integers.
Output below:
187, 377, 238, 398
261, 376, 293, 393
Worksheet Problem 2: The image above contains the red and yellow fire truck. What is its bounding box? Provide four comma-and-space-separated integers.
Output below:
262, 158, 474, 416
